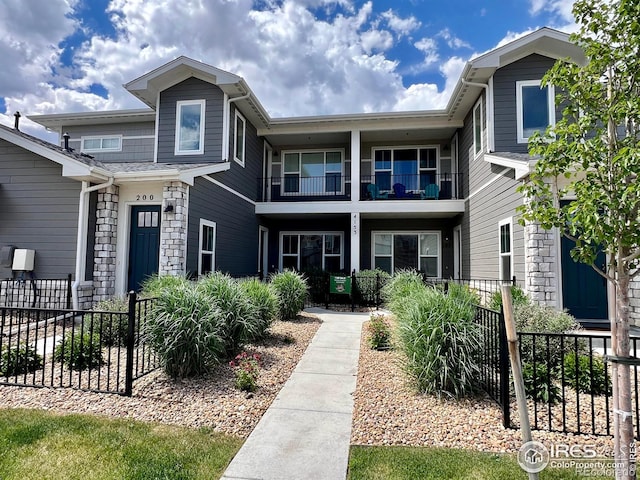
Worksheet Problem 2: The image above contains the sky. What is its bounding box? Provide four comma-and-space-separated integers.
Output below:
0, 0, 578, 142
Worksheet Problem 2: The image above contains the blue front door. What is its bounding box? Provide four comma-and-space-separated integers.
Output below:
128, 205, 160, 292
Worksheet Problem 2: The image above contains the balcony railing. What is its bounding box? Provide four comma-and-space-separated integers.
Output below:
257, 176, 351, 202
360, 172, 462, 200
256, 172, 463, 202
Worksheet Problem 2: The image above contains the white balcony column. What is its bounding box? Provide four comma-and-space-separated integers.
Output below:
350, 212, 360, 272
350, 129, 361, 202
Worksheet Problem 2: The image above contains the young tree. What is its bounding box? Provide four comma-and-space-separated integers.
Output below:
518, 2, 640, 478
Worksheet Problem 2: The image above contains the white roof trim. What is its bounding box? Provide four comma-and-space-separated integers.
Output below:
485, 153, 532, 180
112, 162, 230, 186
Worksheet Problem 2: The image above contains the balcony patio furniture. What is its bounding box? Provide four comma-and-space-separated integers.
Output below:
393, 183, 408, 198
367, 183, 389, 200
421, 183, 439, 200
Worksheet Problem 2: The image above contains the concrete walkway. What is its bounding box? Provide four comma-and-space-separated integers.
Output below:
221, 308, 369, 480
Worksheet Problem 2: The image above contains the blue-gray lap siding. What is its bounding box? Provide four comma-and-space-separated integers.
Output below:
493, 54, 558, 153
62, 122, 156, 163
157, 77, 225, 164
0, 140, 81, 279
458, 93, 524, 281
187, 177, 259, 277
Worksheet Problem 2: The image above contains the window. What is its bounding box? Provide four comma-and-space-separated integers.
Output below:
516, 80, 555, 143
281, 151, 343, 195
199, 220, 216, 276
499, 218, 513, 281
373, 232, 440, 276
372, 147, 437, 192
280, 232, 343, 271
81, 135, 122, 153
234, 110, 246, 166
175, 100, 205, 155
473, 99, 483, 156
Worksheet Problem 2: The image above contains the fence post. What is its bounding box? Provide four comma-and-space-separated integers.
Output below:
512, 275, 516, 286
124, 291, 137, 397
66, 273, 73, 309
351, 270, 356, 312
325, 272, 329, 310
499, 308, 511, 429
443, 281, 449, 295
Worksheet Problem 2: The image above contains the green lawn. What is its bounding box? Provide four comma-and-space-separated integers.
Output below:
0, 408, 242, 480
348, 446, 613, 480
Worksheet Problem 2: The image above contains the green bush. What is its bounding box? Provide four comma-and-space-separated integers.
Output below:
564, 351, 611, 395
89, 296, 129, 347
270, 270, 308, 320
356, 269, 391, 304
0, 345, 43, 376
229, 351, 261, 392
447, 282, 481, 306
197, 272, 259, 356
488, 285, 529, 311
394, 284, 481, 398
522, 362, 561, 404
142, 284, 225, 379
141, 274, 191, 298
240, 278, 279, 338
367, 313, 392, 350
54, 331, 103, 370
382, 269, 425, 317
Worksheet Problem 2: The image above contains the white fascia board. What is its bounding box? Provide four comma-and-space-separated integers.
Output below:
256, 201, 354, 216
113, 162, 230, 186
29, 109, 155, 129
484, 153, 531, 180
256, 200, 465, 216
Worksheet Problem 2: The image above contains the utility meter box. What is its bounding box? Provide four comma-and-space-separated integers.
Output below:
0, 245, 15, 268
12, 249, 35, 271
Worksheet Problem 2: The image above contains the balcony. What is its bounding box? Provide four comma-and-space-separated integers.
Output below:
257, 175, 351, 202
360, 173, 462, 200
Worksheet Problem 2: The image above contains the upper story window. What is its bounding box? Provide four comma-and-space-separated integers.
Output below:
473, 99, 483, 157
373, 147, 438, 192
175, 99, 205, 155
234, 110, 246, 167
516, 80, 555, 144
282, 150, 343, 195
81, 135, 122, 153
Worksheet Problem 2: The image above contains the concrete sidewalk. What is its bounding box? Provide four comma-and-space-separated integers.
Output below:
221, 308, 369, 480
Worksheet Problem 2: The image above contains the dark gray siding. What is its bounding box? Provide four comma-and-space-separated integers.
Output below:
187, 177, 259, 276
0, 140, 80, 279
458, 95, 524, 281
64, 122, 155, 163
493, 54, 557, 153
157, 77, 225, 164
360, 218, 456, 277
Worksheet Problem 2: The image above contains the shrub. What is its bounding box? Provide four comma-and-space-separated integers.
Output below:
447, 282, 481, 306
142, 284, 225, 379
240, 278, 279, 338
564, 351, 611, 395
356, 269, 391, 305
367, 313, 392, 350
270, 270, 308, 321
141, 274, 191, 298
382, 269, 425, 317
229, 351, 262, 392
488, 285, 529, 311
394, 285, 481, 398
0, 345, 43, 376
89, 296, 129, 347
197, 272, 259, 356
522, 362, 561, 404
54, 330, 103, 370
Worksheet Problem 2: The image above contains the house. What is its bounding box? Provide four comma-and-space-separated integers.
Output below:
0, 27, 626, 325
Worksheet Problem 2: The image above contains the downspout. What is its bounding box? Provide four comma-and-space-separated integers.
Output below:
73, 176, 115, 309
461, 78, 493, 153
223, 92, 251, 161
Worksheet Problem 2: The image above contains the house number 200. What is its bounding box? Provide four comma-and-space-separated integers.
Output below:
136, 194, 154, 201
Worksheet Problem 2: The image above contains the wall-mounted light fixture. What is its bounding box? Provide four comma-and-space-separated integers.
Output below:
164, 201, 175, 213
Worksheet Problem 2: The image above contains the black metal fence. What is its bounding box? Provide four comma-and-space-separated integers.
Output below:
304, 270, 389, 311
0, 274, 72, 310
0, 292, 158, 396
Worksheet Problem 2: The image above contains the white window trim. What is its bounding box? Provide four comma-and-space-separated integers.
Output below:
198, 219, 216, 276
516, 80, 556, 144
278, 231, 344, 271
498, 217, 514, 282
371, 145, 440, 192
175, 99, 206, 155
81, 135, 122, 153
280, 149, 345, 196
234, 109, 246, 167
472, 99, 484, 158
371, 231, 441, 276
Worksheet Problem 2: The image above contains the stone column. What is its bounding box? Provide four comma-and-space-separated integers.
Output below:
629, 277, 640, 326
159, 181, 189, 276
523, 220, 558, 307
93, 185, 119, 303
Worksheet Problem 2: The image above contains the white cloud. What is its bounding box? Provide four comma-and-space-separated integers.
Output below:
413, 37, 439, 71
380, 9, 421, 37
437, 28, 471, 50
529, 0, 575, 22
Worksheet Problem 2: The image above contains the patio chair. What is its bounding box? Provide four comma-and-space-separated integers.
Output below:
420, 183, 439, 200
367, 183, 389, 200
393, 183, 408, 198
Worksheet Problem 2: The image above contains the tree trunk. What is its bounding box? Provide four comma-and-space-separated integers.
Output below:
614, 271, 636, 480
